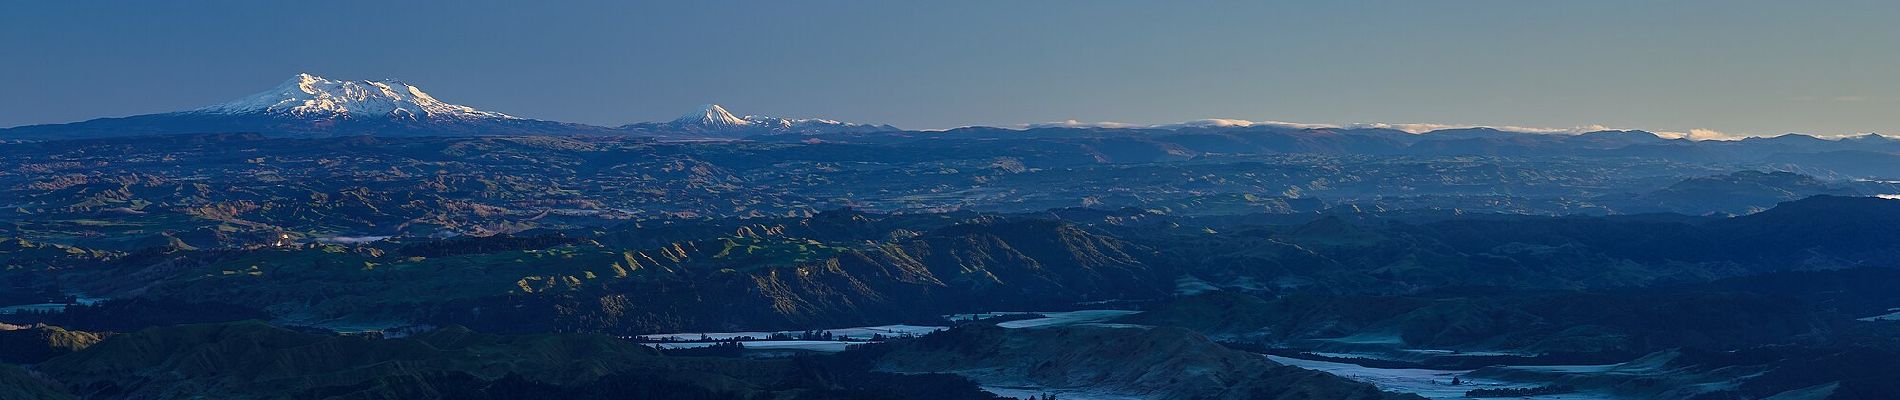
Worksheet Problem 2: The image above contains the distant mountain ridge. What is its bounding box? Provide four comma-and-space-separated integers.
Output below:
4, 73, 1899, 148
619, 104, 901, 138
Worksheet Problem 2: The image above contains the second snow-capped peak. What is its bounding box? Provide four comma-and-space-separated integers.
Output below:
672, 104, 753, 128
639, 104, 897, 136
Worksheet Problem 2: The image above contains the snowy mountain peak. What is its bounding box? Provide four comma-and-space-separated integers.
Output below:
626, 104, 898, 137
673, 104, 751, 128
192, 73, 516, 120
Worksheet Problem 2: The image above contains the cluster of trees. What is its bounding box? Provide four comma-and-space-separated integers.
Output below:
771, 330, 840, 341
635, 330, 913, 344
948, 313, 1048, 326
1465, 385, 1575, 397
658, 340, 746, 357
396, 234, 586, 258
0, 287, 68, 307
0, 298, 268, 332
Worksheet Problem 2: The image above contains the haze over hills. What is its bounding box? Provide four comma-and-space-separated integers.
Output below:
6, 72, 1900, 400
15, 1, 1900, 398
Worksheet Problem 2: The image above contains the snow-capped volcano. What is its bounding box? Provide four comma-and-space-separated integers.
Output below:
194, 73, 517, 121
671, 104, 753, 129
623, 104, 898, 138
2, 73, 607, 139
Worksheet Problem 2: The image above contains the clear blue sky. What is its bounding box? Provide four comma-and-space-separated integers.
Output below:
4, 0, 1898, 137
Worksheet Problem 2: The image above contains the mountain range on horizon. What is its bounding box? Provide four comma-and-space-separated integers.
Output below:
3, 73, 1899, 144
0, 73, 901, 140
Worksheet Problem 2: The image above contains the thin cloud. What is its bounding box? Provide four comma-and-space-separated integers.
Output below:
1030, 118, 1893, 141
1024, 120, 1148, 129
1030, 118, 1616, 135
1655, 128, 1741, 141
1789, 94, 1892, 103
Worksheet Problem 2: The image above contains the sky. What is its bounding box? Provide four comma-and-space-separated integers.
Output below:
3, 0, 1898, 138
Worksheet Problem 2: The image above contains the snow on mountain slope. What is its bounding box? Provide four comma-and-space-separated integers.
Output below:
671, 104, 752, 129
193, 73, 517, 120
622, 104, 898, 137
0, 73, 607, 139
